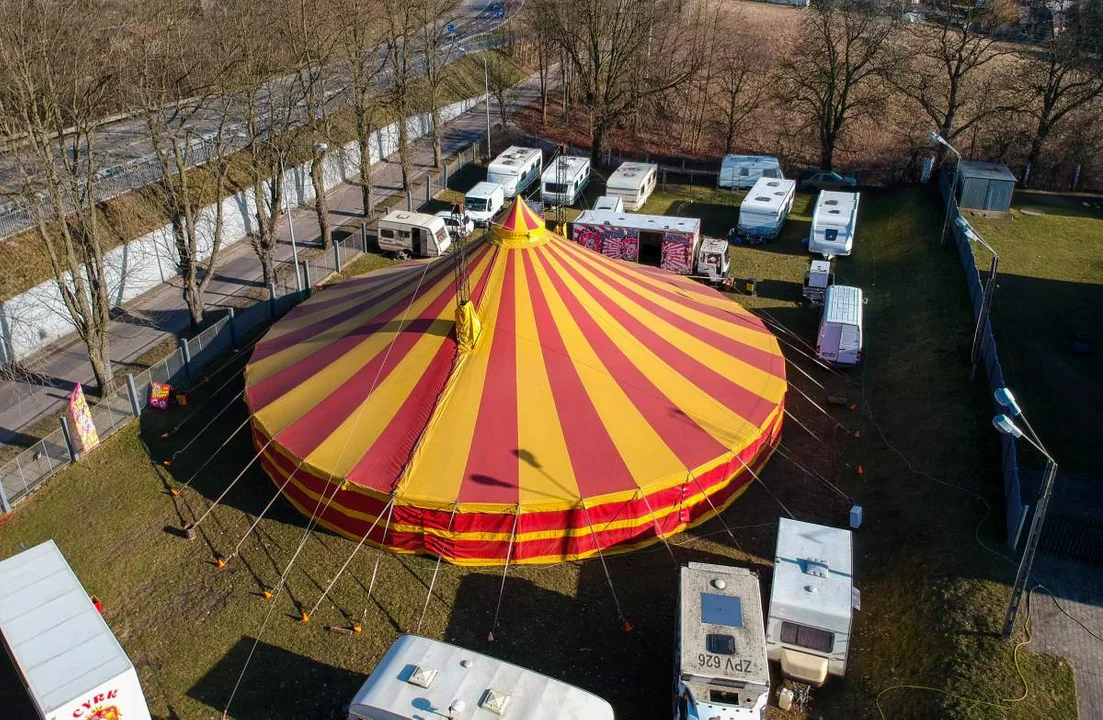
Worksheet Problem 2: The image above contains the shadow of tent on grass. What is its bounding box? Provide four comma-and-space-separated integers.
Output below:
188, 637, 365, 719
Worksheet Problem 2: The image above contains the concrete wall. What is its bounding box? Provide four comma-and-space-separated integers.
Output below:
0, 96, 482, 361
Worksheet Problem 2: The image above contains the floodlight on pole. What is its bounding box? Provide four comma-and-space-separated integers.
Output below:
991, 389, 1058, 640
930, 128, 962, 246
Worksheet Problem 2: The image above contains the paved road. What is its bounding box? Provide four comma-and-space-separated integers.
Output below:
0, 73, 544, 456
0, 0, 509, 238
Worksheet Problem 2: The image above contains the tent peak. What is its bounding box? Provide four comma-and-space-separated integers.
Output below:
492, 197, 548, 248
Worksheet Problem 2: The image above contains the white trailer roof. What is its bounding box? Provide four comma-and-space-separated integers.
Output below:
606, 162, 657, 191
824, 285, 862, 326
574, 210, 699, 235
770, 519, 853, 634
488, 146, 541, 174
813, 191, 859, 228
0, 540, 134, 714
380, 210, 444, 228
679, 563, 769, 688
541, 155, 589, 183
348, 635, 615, 720
741, 178, 796, 214
465, 181, 502, 199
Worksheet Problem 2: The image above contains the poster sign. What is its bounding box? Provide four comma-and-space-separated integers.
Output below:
68, 383, 100, 452
149, 382, 172, 410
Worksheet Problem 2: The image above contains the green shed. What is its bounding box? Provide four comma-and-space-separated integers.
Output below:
942, 161, 1017, 213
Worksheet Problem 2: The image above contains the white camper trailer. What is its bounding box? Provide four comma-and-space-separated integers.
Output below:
766, 519, 856, 687
0, 540, 153, 720
735, 177, 797, 242
347, 635, 615, 720
816, 285, 864, 366
463, 181, 505, 226
606, 162, 658, 210
674, 563, 770, 720
541, 155, 591, 206
377, 210, 452, 257
718, 155, 784, 190
487, 146, 543, 197
593, 195, 624, 212
808, 191, 860, 258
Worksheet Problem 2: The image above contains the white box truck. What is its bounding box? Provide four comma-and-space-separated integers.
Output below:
605, 161, 658, 210
808, 190, 859, 258
487, 146, 542, 197
734, 177, 797, 243
0, 540, 152, 720
540, 155, 591, 206
816, 284, 864, 366
674, 562, 770, 720
718, 155, 784, 190
463, 181, 505, 226
377, 210, 452, 257
347, 635, 615, 720
766, 519, 856, 687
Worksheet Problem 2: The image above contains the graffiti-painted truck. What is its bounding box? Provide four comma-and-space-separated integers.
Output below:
572, 210, 706, 276
0, 541, 152, 720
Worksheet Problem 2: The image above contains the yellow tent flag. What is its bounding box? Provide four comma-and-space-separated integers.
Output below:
454, 300, 483, 354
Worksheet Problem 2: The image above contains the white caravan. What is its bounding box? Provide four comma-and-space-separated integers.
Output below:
463, 181, 505, 226
541, 155, 591, 206
735, 177, 797, 242
766, 519, 856, 687
377, 210, 452, 257
0, 540, 153, 720
809, 190, 860, 258
487, 146, 543, 197
593, 195, 625, 212
718, 155, 784, 190
347, 635, 615, 720
606, 161, 658, 210
674, 562, 770, 720
816, 284, 864, 366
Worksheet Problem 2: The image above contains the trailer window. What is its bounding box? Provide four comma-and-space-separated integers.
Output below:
780, 622, 834, 653
706, 633, 735, 655
708, 689, 744, 706
545, 182, 568, 194
379, 228, 394, 239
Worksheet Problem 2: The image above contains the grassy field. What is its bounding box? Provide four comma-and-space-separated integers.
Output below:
967, 193, 1103, 473
0, 185, 1077, 719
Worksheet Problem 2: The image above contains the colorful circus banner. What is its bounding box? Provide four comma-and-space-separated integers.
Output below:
68, 383, 100, 452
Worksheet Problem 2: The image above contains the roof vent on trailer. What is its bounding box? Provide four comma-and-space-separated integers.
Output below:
825, 199, 839, 205
480, 688, 512, 716
802, 558, 830, 579
406, 665, 438, 688
829, 210, 841, 214
755, 196, 770, 202
767, 180, 779, 187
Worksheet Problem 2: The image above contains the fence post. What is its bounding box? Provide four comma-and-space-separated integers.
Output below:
361, 222, 368, 253
426, 176, 431, 205
268, 283, 278, 317
444, 163, 449, 189
0, 477, 9, 513
125, 374, 141, 416
301, 260, 312, 296
334, 240, 343, 273
181, 337, 193, 378
227, 304, 238, 346
60, 416, 78, 462
0, 302, 14, 366
406, 191, 412, 211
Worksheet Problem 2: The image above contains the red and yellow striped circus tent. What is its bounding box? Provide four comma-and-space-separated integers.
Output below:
244, 198, 786, 565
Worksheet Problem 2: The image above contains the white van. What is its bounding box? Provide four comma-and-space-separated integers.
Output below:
377, 210, 451, 257
674, 562, 770, 719
718, 155, 784, 190
736, 177, 797, 242
816, 284, 864, 366
541, 155, 591, 206
766, 519, 856, 687
348, 635, 615, 720
487, 146, 542, 197
606, 161, 658, 210
593, 195, 624, 212
463, 181, 505, 226
809, 190, 859, 258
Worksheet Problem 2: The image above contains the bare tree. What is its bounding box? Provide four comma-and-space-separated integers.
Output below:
535, 0, 703, 163
1016, 0, 1103, 182
384, 0, 419, 190
485, 50, 522, 134
0, 0, 119, 392
777, 0, 898, 170
891, 0, 1017, 161
417, 0, 455, 169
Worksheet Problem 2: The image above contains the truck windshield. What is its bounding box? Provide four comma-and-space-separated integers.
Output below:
465, 198, 488, 212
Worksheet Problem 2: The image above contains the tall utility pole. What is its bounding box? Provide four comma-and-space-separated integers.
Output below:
484, 53, 492, 159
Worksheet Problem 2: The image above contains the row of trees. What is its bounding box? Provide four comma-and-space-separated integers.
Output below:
521, 0, 1103, 177
0, 0, 472, 393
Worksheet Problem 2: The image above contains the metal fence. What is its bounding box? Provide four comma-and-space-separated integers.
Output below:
0, 140, 483, 513
950, 211, 1029, 550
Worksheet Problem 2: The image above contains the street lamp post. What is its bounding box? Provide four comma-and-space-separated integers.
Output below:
956, 215, 999, 382
929, 131, 962, 246
458, 45, 492, 160
993, 387, 1058, 640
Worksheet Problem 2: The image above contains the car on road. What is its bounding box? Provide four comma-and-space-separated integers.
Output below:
799, 169, 859, 193
435, 209, 475, 238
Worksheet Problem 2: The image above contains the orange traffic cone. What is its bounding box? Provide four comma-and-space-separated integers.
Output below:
262, 589, 273, 600
169, 488, 179, 497
300, 611, 310, 623
487, 631, 495, 643
856, 464, 865, 476
162, 459, 172, 467
215, 557, 226, 569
